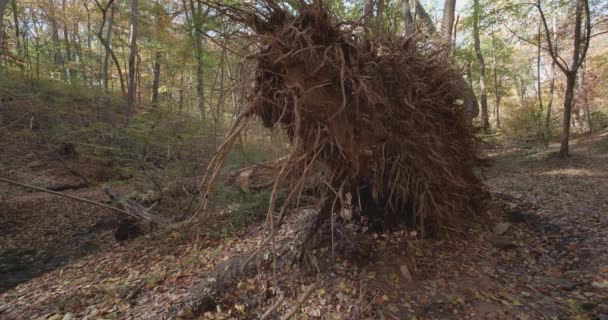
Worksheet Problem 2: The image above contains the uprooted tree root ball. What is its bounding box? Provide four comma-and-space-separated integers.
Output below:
201, 0, 488, 239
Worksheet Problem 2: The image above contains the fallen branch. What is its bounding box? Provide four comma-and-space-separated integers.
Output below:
281, 282, 317, 320
0, 177, 141, 220
260, 294, 285, 320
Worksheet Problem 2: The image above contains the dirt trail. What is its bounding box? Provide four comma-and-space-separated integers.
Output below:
0, 131, 607, 319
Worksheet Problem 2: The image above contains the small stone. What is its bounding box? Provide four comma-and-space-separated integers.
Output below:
592, 281, 608, 289
487, 234, 517, 249
400, 265, 413, 282
550, 278, 577, 291
62, 313, 75, 320
493, 222, 511, 236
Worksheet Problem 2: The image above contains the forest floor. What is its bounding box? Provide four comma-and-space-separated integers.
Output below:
1, 130, 607, 320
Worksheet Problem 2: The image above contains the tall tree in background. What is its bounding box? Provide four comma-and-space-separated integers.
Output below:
443, 0, 456, 44
103, 2, 116, 92
127, 0, 139, 118
151, 52, 161, 109
61, 0, 72, 80
48, 0, 64, 71
538, 0, 591, 157
544, 14, 557, 145
94, 0, 125, 96
184, 0, 208, 125
401, 0, 414, 37
0, 0, 8, 57
11, 0, 20, 56
473, 0, 490, 132
375, 0, 384, 36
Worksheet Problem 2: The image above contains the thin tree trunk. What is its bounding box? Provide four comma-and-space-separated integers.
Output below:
401, 0, 414, 37
365, 0, 374, 29
558, 0, 588, 157
0, 0, 10, 66
136, 53, 141, 107
414, 0, 436, 34
376, 0, 384, 36
11, 0, 20, 55
49, 0, 64, 73
74, 23, 86, 84
452, 14, 459, 52
62, 0, 71, 80
103, 3, 115, 91
491, 28, 501, 129
536, 24, 544, 140
473, 0, 489, 132
443, 0, 456, 44
179, 71, 184, 112
151, 51, 161, 109
560, 74, 576, 156
126, 0, 139, 119
580, 62, 592, 132
186, 0, 206, 125
31, 7, 40, 80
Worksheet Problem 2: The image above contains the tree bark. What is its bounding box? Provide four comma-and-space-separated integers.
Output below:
127, 0, 139, 119
103, 3, 115, 91
11, 0, 20, 55
0, 0, 7, 47
48, 0, 64, 70
536, 24, 544, 140
185, 0, 207, 125
401, 0, 414, 37
376, 0, 384, 36
491, 28, 501, 129
443, 0, 456, 44
151, 52, 161, 109
414, 0, 436, 34
365, 0, 374, 29
580, 63, 592, 132
560, 74, 576, 156
94, 0, 125, 96
473, 0, 489, 132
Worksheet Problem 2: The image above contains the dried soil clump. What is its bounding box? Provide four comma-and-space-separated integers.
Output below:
205, 1, 488, 235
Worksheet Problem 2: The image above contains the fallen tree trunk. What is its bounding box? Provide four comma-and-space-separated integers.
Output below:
0, 177, 168, 226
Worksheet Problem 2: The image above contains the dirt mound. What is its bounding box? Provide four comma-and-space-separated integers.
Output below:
204, 1, 488, 234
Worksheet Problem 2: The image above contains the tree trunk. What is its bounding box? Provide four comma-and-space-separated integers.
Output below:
558, 0, 588, 158
179, 71, 184, 112
151, 52, 161, 108
442, 0, 456, 44
536, 24, 544, 140
62, 0, 71, 80
48, 0, 64, 71
103, 3, 115, 91
186, 0, 206, 125
473, 0, 489, 132
127, 0, 139, 119
401, 0, 414, 37
365, 0, 374, 29
0, 0, 8, 68
560, 74, 576, 157
491, 29, 501, 129
376, 0, 384, 36
580, 63, 592, 132
11, 0, 20, 55
414, 0, 436, 34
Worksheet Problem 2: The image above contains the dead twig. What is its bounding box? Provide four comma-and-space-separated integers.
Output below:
260, 294, 285, 320
280, 282, 318, 320
0, 177, 143, 220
